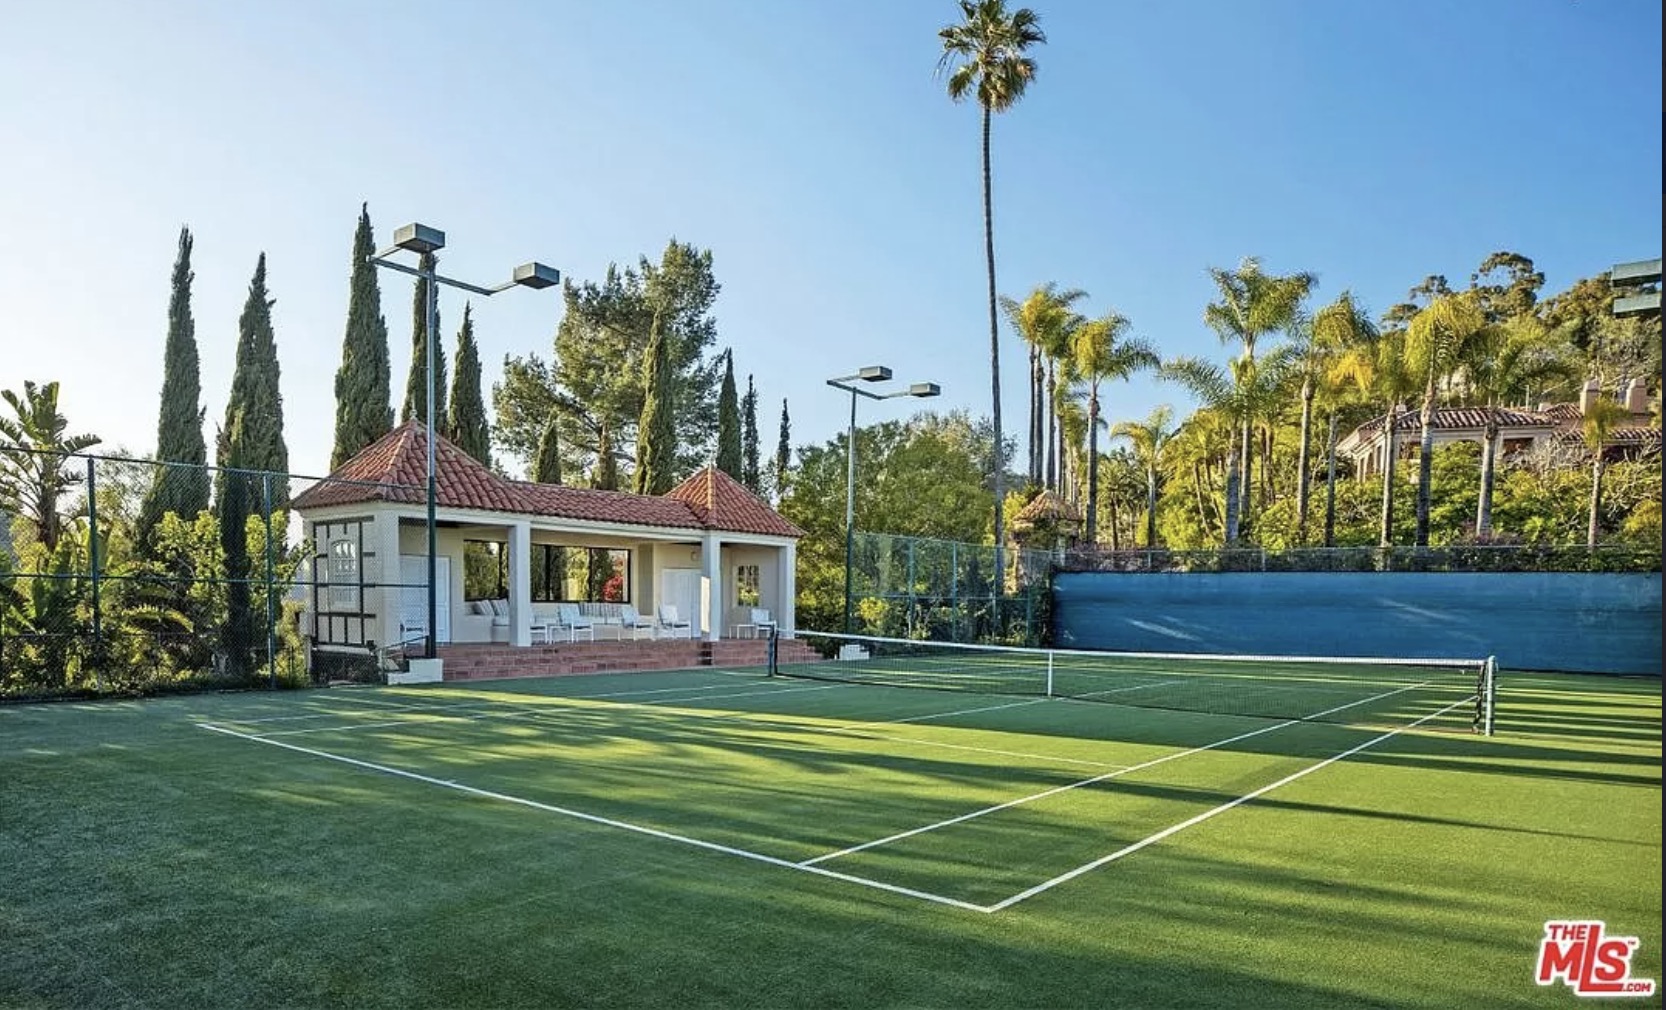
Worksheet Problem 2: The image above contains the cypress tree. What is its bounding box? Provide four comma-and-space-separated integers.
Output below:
331, 203, 392, 469
136, 226, 210, 554
595, 422, 618, 491
715, 350, 741, 480
741, 374, 761, 493
774, 398, 791, 504
401, 252, 446, 427
446, 303, 490, 465
533, 408, 563, 484
221, 253, 289, 505
216, 412, 255, 681
633, 312, 676, 495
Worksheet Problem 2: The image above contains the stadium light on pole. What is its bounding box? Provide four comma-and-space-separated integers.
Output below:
371, 224, 559, 659
825, 367, 941, 634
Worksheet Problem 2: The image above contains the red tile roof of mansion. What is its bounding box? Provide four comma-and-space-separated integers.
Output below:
293, 422, 804, 539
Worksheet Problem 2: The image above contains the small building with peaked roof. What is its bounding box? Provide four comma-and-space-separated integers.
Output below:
292, 421, 803, 659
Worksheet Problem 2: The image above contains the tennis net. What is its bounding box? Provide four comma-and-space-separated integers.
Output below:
772, 632, 1496, 734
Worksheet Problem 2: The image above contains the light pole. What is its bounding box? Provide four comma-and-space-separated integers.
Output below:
371, 223, 558, 659
825, 366, 941, 633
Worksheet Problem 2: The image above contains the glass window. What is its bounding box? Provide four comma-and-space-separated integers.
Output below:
526, 544, 630, 603
463, 540, 506, 601
735, 564, 760, 607
324, 538, 359, 613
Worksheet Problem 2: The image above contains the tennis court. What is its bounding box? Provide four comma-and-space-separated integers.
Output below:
193, 636, 1493, 912
2, 640, 1658, 1009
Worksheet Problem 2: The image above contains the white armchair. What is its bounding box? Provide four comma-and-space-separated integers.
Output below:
656, 604, 693, 638
553, 603, 595, 642
617, 604, 657, 640
749, 608, 777, 637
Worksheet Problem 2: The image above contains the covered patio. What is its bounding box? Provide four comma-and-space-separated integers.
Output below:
294, 423, 803, 680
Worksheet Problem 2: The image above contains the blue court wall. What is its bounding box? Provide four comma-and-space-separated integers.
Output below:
1052, 572, 1663, 675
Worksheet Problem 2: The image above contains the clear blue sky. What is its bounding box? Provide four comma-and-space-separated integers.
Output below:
2, 0, 1660, 478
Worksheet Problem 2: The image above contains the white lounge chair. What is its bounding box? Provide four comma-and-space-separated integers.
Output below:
553, 603, 595, 642
657, 604, 693, 638
617, 604, 657, 640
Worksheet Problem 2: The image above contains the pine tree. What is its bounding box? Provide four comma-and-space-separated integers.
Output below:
446, 304, 490, 465
221, 253, 289, 505
331, 203, 392, 469
533, 407, 562, 484
401, 252, 446, 427
741, 374, 761, 493
216, 412, 255, 681
136, 226, 210, 554
715, 350, 741, 479
633, 312, 676, 495
774, 398, 791, 504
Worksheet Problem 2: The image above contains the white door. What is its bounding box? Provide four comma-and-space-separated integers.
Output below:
660, 568, 701, 634
399, 554, 452, 644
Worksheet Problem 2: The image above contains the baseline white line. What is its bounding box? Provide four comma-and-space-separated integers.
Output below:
832, 697, 1047, 729
198, 722, 991, 913
229, 704, 436, 725
799, 681, 1433, 867
284, 688, 1129, 772
985, 697, 1474, 912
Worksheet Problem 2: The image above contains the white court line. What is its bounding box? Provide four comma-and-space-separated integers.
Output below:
985, 697, 1473, 912
198, 721, 991, 914
834, 697, 1047, 729
798, 681, 1432, 867
230, 704, 436, 725
246, 682, 852, 739
260, 687, 1128, 771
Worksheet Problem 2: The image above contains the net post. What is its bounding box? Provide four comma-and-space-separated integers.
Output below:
1046, 650, 1054, 698
1483, 656, 1497, 736
766, 624, 778, 678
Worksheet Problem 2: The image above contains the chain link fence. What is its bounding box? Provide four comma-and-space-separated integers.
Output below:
0, 447, 422, 701
847, 532, 1055, 646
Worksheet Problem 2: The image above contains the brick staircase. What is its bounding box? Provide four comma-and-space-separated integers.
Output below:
433, 635, 823, 683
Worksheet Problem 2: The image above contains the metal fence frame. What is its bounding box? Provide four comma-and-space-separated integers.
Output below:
0, 446, 423, 700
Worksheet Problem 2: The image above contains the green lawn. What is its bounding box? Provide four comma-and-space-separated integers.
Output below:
1, 666, 1658, 1009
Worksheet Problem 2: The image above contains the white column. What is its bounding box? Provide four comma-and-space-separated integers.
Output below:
508, 522, 532, 647
779, 543, 797, 638
374, 512, 404, 649
700, 534, 723, 641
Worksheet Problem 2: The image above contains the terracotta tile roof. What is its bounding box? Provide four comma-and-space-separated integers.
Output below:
1553, 427, 1663, 449
664, 466, 806, 538
294, 422, 803, 539
1354, 406, 1553, 436
1540, 403, 1583, 424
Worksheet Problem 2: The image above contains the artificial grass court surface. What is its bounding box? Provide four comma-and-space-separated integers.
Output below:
1, 667, 1657, 1009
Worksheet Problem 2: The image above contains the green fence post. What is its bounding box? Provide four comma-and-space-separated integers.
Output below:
264, 472, 277, 690
86, 456, 103, 694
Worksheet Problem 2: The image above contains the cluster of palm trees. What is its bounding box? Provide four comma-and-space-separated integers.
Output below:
935, 1, 1650, 556
1008, 254, 1637, 552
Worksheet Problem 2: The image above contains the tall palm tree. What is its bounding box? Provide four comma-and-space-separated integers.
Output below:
1203, 258, 1317, 530
1580, 397, 1632, 548
1001, 283, 1086, 486
938, 0, 1046, 560
1406, 294, 1489, 546
1463, 319, 1578, 536
1159, 357, 1260, 544
0, 380, 102, 553
1110, 405, 1177, 548
1309, 293, 1378, 546
1164, 410, 1233, 539
1333, 325, 1417, 547
1070, 312, 1158, 543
